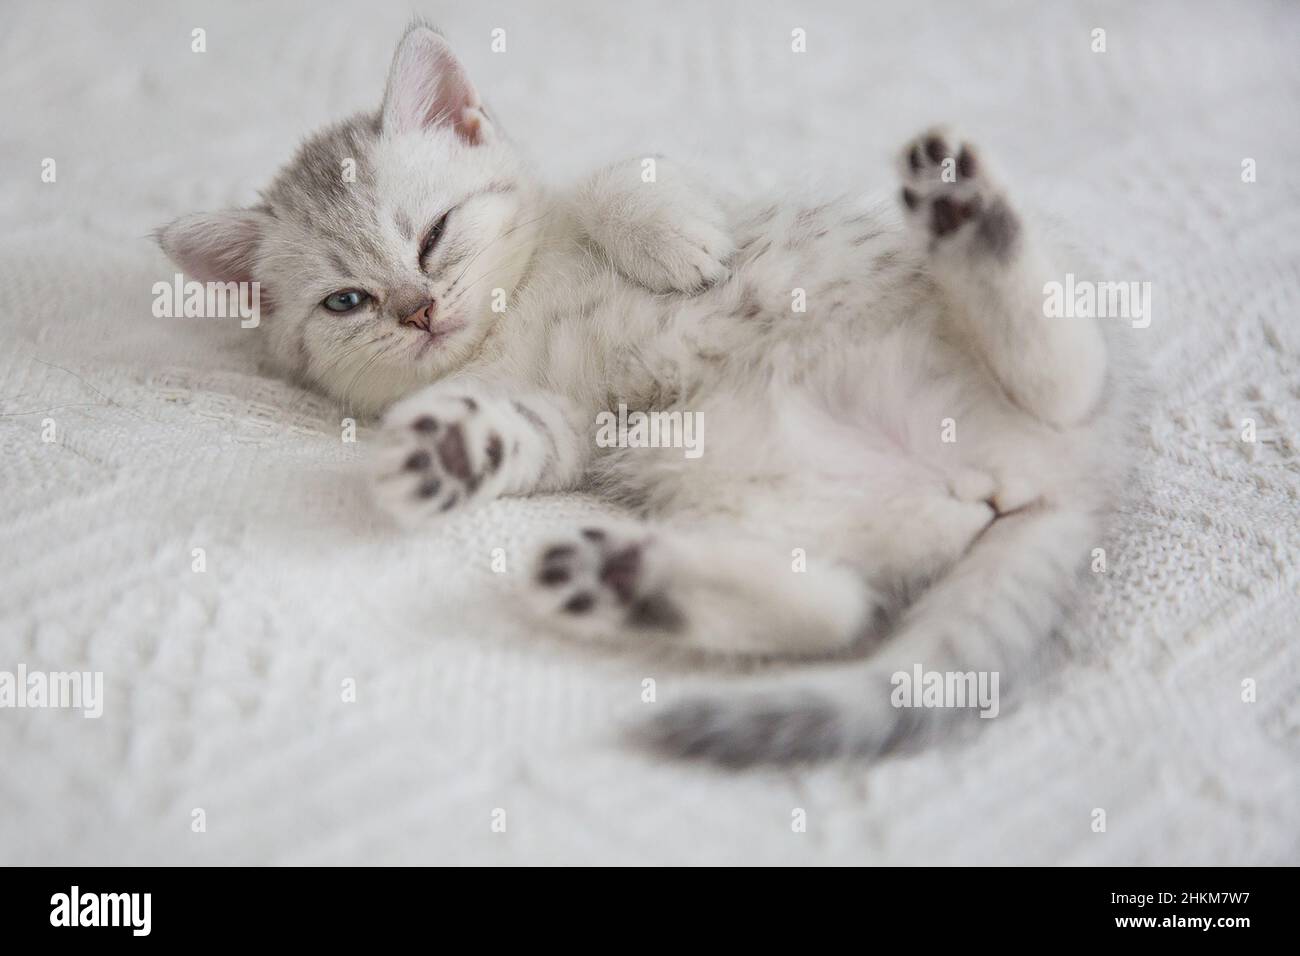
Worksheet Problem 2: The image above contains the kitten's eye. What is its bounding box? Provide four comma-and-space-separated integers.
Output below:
420, 211, 452, 264
322, 290, 369, 313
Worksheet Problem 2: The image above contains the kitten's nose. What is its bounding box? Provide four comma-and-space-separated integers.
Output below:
400, 299, 437, 332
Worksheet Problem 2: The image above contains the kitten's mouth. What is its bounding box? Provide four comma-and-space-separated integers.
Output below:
411, 321, 465, 357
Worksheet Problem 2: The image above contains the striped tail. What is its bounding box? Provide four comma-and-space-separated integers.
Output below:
637, 507, 1095, 767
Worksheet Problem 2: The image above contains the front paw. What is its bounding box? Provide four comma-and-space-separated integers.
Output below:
630, 207, 735, 295
897, 127, 1020, 259
371, 387, 510, 524
584, 158, 735, 295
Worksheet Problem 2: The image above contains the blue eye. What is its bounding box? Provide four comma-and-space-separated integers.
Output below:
323, 290, 369, 313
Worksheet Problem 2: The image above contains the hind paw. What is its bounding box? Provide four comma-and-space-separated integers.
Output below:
527, 527, 683, 635
898, 127, 1020, 259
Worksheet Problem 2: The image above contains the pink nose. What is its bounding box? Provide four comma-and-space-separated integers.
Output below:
401, 300, 437, 332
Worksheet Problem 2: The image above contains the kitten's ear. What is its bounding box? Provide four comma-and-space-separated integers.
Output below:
155, 209, 267, 284
382, 24, 489, 145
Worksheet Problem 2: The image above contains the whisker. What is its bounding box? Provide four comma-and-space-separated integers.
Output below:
340, 340, 398, 417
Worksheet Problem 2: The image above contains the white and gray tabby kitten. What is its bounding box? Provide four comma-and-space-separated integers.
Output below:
159, 22, 1136, 767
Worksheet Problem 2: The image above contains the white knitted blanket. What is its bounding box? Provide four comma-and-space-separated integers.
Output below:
2, 0, 1297, 865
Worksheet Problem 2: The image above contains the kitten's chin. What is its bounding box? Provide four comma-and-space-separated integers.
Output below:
409, 322, 466, 358
310, 317, 490, 417
313, 356, 434, 419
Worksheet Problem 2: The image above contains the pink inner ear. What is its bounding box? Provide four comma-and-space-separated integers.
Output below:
384, 31, 485, 144
159, 211, 263, 286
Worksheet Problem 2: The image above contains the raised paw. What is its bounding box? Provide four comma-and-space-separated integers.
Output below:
528, 527, 683, 635
897, 127, 1019, 259
622, 207, 734, 295
581, 158, 735, 295
372, 387, 511, 523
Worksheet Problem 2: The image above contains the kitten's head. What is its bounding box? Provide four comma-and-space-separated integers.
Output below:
158, 23, 541, 415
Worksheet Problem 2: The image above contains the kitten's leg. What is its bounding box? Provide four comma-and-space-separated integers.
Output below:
571, 157, 735, 294
524, 523, 875, 655
372, 380, 588, 524
899, 128, 1108, 428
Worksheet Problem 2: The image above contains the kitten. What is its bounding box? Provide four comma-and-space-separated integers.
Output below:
159, 22, 1137, 767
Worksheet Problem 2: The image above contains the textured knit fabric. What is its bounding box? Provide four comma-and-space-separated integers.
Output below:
1, 0, 1297, 864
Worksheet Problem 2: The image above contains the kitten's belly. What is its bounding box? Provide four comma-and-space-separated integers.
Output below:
533, 194, 994, 443
561, 194, 1091, 527
603, 197, 951, 407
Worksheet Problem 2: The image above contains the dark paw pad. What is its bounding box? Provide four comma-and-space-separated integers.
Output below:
564, 592, 595, 614
599, 545, 642, 604
930, 195, 982, 237
543, 544, 576, 562
538, 565, 570, 586
923, 134, 948, 164
537, 545, 576, 587
485, 433, 503, 473
957, 145, 977, 178
436, 424, 473, 484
